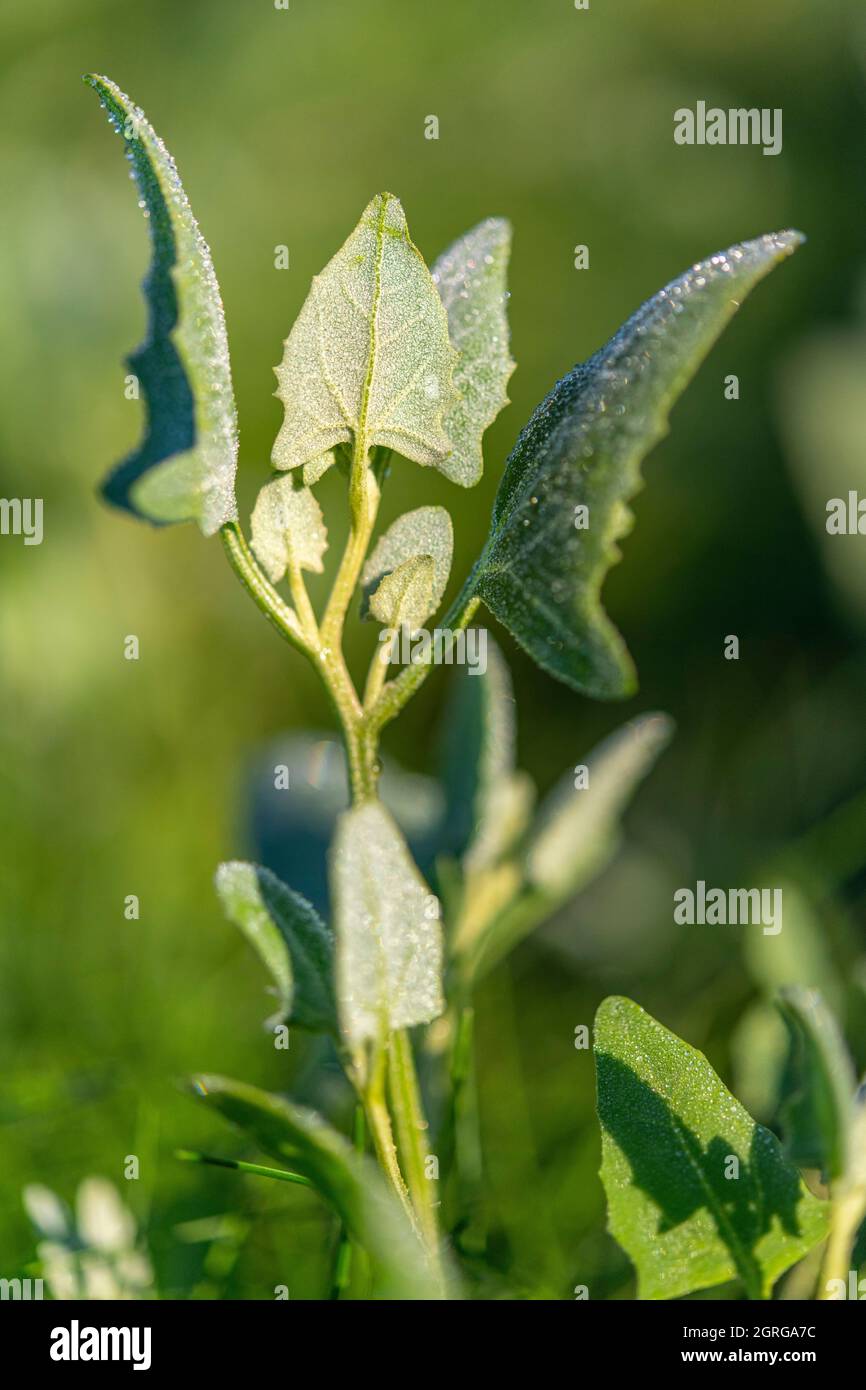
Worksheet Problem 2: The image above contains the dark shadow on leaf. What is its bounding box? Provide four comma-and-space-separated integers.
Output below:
596, 1052, 808, 1298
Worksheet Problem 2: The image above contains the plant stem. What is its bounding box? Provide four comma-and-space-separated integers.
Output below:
363, 1058, 418, 1234
221, 520, 311, 655
367, 572, 481, 738
321, 449, 379, 654
818, 1186, 866, 1298
221, 518, 376, 801
388, 1029, 442, 1272
329, 1106, 365, 1299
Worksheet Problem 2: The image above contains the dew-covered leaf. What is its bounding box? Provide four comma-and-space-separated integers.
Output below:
777, 986, 856, 1182
439, 634, 533, 870
470, 232, 803, 697
527, 712, 673, 896
273, 193, 455, 474
214, 861, 336, 1033
189, 1074, 441, 1298
330, 802, 443, 1048
249, 474, 328, 584
361, 506, 453, 628
595, 995, 829, 1300
86, 75, 238, 536
369, 555, 435, 632
432, 218, 515, 486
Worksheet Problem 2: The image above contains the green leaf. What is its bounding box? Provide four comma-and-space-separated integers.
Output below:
361, 506, 453, 628
330, 802, 443, 1048
470, 232, 803, 698
440, 634, 533, 871
526, 712, 673, 897
249, 475, 328, 583
273, 193, 455, 476
595, 995, 829, 1300
369, 555, 435, 632
189, 1074, 442, 1298
85, 75, 238, 536
432, 218, 515, 486
777, 986, 856, 1182
458, 712, 670, 981
214, 862, 336, 1034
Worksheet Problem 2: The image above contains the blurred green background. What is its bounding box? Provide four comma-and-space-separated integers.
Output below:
2, 0, 866, 1298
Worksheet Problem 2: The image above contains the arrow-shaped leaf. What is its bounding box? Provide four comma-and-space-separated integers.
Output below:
595, 995, 829, 1300
470, 232, 803, 698
85, 75, 238, 536
273, 193, 455, 476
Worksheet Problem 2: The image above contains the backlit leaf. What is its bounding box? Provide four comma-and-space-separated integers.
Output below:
273, 193, 455, 475
330, 802, 443, 1048
470, 232, 803, 697
595, 995, 829, 1300
369, 555, 435, 632
432, 218, 515, 486
250, 475, 328, 583
361, 506, 453, 627
86, 75, 238, 535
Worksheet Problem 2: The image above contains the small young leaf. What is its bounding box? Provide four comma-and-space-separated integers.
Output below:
85, 75, 238, 536
190, 1074, 442, 1298
526, 712, 673, 897
331, 802, 443, 1048
440, 634, 533, 870
361, 506, 453, 627
369, 555, 435, 632
595, 996, 829, 1300
214, 862, 336, 1033
470, 232, 803, 698
432, 217, 516, 486
777, 986, 857, 1182
273, 193, 455, 474
249, 475, 328, 584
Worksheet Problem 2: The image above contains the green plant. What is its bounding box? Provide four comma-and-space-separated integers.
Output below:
595, 988, 865, 1300
86, 73, 811, 1299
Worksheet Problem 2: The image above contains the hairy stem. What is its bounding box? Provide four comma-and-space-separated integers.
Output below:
388, 1029, 442, 1273
367, 573, 481, 738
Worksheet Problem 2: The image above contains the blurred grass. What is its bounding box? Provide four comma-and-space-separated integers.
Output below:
1, 0, 865, 1298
